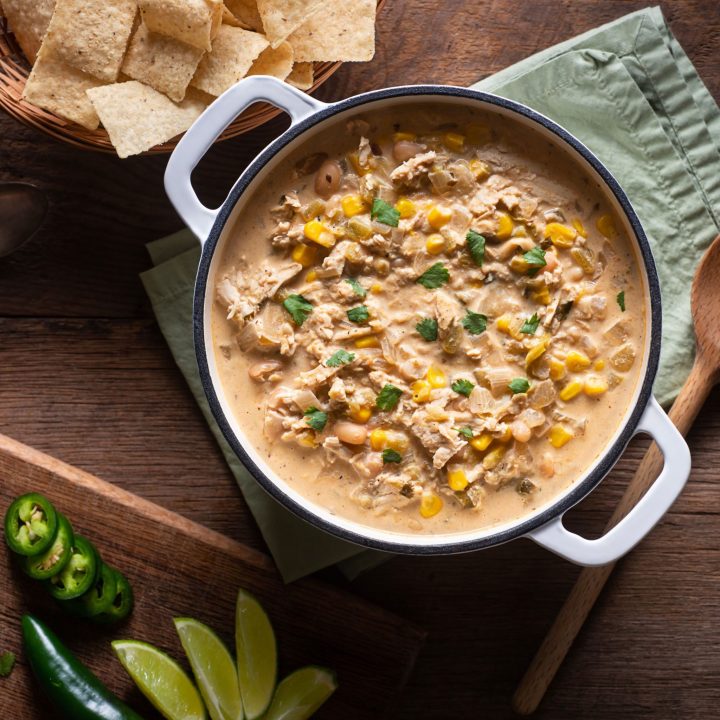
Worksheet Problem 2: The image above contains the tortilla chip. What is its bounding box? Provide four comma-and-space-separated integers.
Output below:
191, 25, 268, 97
87, 81, 207, 158
286, 61, 313, 90
248, 40, 293, 80
41, 0, 136, 82
2, 0, 56, 64
22, 44, 103, 130
138, 0, 223, 52
224, 0, 262, 31
222, 5, 242, 26
257, 0, 323, 48
121, 23, 205, 103
288, 0, 376, 62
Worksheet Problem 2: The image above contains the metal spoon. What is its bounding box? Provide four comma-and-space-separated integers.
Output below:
512, 232, 720, 715
0, 183, 48, 257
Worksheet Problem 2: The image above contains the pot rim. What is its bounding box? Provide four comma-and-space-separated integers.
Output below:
193, 84, 662, 554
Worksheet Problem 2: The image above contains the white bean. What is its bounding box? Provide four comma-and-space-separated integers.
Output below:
511, 420, 532, 443
314, 160, 342, 198
539, 453, 555, 478
544, 250, 558, 271
334, 421, 368, 446
393, 140, 424, 162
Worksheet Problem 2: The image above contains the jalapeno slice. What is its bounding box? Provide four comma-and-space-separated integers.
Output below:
67, 561, 118, 617
22, 513, 74, 581
4, 493, 58, 557
47, 536, 98, 600
96, 569, 134, 624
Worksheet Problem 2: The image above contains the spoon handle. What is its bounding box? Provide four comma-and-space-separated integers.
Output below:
511, 353, 716, 715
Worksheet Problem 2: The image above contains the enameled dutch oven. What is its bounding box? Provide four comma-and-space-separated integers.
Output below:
165, 76, 691, 566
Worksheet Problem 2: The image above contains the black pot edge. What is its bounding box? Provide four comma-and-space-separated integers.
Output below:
190, 84, 662, 555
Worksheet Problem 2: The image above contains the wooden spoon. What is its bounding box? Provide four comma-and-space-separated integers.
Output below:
512, 233, 720, 715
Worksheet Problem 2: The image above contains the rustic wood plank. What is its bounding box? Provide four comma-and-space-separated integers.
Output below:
0, 434, 426, 719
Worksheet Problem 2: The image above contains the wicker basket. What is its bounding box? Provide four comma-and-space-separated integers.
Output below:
0, 1, 384, 154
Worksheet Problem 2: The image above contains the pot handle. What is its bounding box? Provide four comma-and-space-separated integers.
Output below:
164, 76, 328, 242
527, 397, 690, 566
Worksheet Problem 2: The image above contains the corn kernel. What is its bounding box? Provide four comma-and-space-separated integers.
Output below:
469, 159, 490, 181
297, 432, 318, 448
466, 122, 491, 145
387, 431, 409, 452
425, 233, 446, 255
495, 426, 513, 443
304, 270, 318, 283
509, 255, 530, 273
349, 406, 372, 423
596, 213, 617, 238
303, 220, 336, 248
447, 469, 469, 492
443, 132, 465, 153
393, 131, 416, 142
348, 152, 370, 176
411, 380, 432, 403
369, 429, 387, 451
496, 314, 512, 334
420, 491, 443, 518
531, 285, 552, 305
428, 205, 453, 229
470, 433, 493, 452
427, 365, 447, 388
341, 194, 366, 218
565, 350, 591, 372
572, 218, 587, 238
354, 335, 380, 349
548, 424, 573, 448
483, 445, 507, 470
559, 380, 583, 402
570, 246, 595, 275
548, 356, 567, 381
496, 213, 514, 240
370, 283, 383, 294
544, 222, 577, 248
584, 376, 608, 397
594, 359, 606, 371
526, 341, 548, 368
291, 243, 317, 267
395, 197, 416, 219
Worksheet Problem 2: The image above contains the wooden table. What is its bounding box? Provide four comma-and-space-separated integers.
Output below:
1, 1, 718, 717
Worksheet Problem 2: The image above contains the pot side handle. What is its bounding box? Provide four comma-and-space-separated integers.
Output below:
527, 397, 690, 566
164, 76, 328, 242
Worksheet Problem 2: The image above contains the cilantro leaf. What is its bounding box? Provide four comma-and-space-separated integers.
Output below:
382, 448, 402, 464
376, 384, 403, 411
416, 317, 438, 342
523, 246, 547, 276
466, 230, 485, 266
326, 349, 355, 367
345, 277, 367, 298
461, 309, 487, 335
282, 294, 313, 326
617, 290, 626, 312
0, 652, 15, 678
451, 378, 475, 397
508, 377, 531, 394
371, 198, 400, 227
456, 426, 474, 439
417, 262, 450, 289
520, 313, 540, 334
347, 305, 369, 324
304, 406, 328, 431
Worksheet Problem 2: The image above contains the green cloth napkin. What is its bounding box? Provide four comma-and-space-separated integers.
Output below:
141, 6, 720, 582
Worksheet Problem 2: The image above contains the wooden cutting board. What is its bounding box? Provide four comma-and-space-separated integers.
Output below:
0, 433, 426, 719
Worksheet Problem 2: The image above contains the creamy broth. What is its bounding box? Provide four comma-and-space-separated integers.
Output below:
212, 103, 645, 535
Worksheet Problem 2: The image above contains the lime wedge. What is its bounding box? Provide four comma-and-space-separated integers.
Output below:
235, 589, 277, 719
264, 667, 338, 720
112, 639, 206, 720
174, 617, 243, 720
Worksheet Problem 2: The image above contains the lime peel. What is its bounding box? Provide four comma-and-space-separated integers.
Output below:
264, 666, 338, 720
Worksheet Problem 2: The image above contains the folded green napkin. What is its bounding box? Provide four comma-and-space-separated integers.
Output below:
141, 6, 720, 582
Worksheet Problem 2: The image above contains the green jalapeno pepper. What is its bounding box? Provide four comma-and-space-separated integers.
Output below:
47, 535, 98, 601
67, 561, 117, 617
23, 513, 74, 581
22, 614, 144, 720
96, 569, 134, 624
4, 493, 58, 557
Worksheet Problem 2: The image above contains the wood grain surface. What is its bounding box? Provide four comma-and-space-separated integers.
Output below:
0, 433, 425, 719
0, 1, 718, 718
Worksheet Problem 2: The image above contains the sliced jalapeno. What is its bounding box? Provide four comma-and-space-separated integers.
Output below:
96, 568, 134, 624
4, 493, 58, 557
47, 536, 98, 601
22, 513, 74, 581
67, 561, 117, 617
